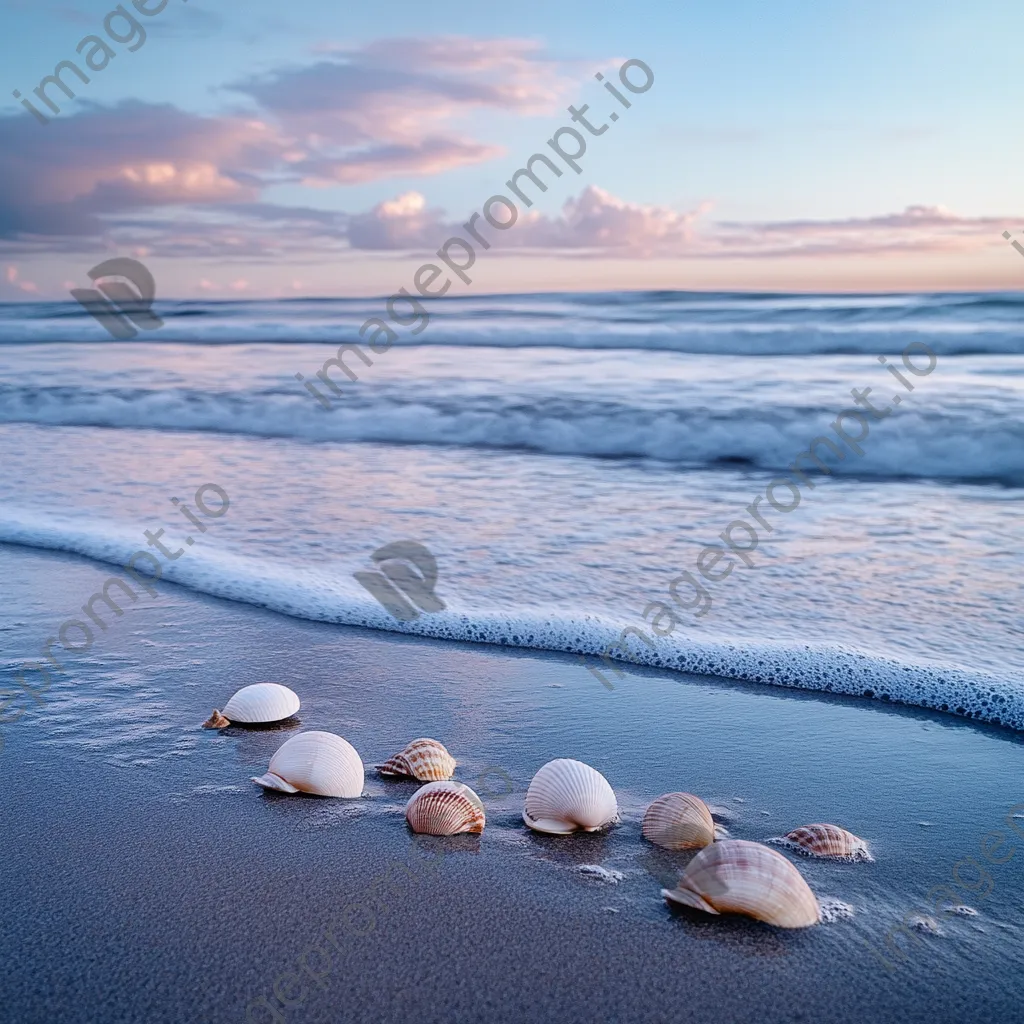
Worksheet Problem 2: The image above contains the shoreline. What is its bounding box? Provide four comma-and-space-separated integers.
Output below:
2, 543, 1023, 1023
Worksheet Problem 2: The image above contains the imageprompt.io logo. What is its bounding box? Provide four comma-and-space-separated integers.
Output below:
354, 541, 446, 622
70, 257, 164, 340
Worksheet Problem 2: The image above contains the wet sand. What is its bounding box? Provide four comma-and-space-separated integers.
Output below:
2, 545, 1023, 1024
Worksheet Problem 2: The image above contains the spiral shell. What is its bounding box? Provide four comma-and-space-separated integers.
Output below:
405, 781, 485, 835
661, 839, 820, 928
378, 738, 456, 781
642, 792, 715, 850
770, 823, 872, 862
252, 731, 364, 797
522, 758, 617, 834
204, 683, 300, 728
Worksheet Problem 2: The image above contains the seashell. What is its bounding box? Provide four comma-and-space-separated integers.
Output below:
204, 683, 300, 728
769, 823, 872, 862
522, 758, 617, 834
661, 839, 820, 928
405, 781, 485, 835
252, 731, 363, 797
378, 738, 456, 781
642, 792, 715, 850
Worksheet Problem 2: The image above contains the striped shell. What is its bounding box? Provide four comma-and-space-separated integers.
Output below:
642, 792, 715, 850
405, 781, 485, 835
770, 823, 872, 862
252, 731, 364, 797
662, 839, 820, 928
378, 738, 456, 781
216, 683, 300, 725
522, 758, 617, 834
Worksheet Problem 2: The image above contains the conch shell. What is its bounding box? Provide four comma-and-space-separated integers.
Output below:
522, 758, 617, 834
769, 823, 872, 862
203, 683, 300, 728
405, 781, 485, 835
662, 839, 820, 928
642, 792, 715, 850
252, 731, 364, 797
378, 738, 456, 781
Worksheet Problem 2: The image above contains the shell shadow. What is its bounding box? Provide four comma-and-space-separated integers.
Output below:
660, 901, 805, 959
522, 824, 617, 866
408, 832, 483, 857
220, 715, 302, 733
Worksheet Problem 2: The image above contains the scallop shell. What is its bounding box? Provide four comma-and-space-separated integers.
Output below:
252, 731, 363, 797
522, 758, 617, 834
642, 792, 715, 850
661, 839, 820, 928
378, 738, 456, 781
206, 683, 300, 727
405, 781, 485, 835
770, 823, 872, 862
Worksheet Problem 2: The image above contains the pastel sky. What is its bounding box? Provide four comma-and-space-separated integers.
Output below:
2, 0, 1023, 299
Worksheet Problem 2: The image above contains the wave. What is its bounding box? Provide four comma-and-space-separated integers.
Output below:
2, 383, 1023, 484
2, 513, 1021, 732
3, 291, 1024, 355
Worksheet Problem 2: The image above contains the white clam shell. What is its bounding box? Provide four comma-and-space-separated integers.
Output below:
405, 781, 485, 835
662, 839, 820, 928
522, 758, 617, 834
378, 738, 456, 781
222, 683, 300, 724
642, 792, 715, 850
252, 731, 363, 798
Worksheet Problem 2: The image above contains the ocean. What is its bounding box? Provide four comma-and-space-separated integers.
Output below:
1, 290, 1022, 730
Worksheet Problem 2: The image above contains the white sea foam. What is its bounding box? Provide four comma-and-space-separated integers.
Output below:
0, 383, 1022, 483
3, 513, 1023, 732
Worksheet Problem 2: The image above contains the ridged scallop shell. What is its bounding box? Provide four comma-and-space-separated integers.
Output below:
661, 839, 820, 928
642, 792, 715, 850
769, 823, 872, 862
405, 781, 485, 835
378, 738, 456, 781
252, 731, 363, 797
220, 683, 300, 724
522, 758, 617, 834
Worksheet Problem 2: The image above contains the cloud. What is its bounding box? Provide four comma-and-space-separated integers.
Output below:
336, 190, 1020, 261
712, 206, 1015, 258
224, 36, 565, 183
297, 137, 502, 186
4, 263, 39, 293
0, 35, 570, 247
0, 102, 277, 243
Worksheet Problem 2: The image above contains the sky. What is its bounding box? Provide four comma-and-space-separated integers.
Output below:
2, 0, 1023, 299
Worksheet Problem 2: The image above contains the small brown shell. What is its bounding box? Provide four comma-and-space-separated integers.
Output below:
202, 709, 230, 729
642, 792, 715, 850
378, 738, 456, 781
770, 823, 872, 862
405, 781, 485, 835
662, 839, 820, 928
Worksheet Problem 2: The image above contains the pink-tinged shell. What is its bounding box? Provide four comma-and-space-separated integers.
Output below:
251, 731, 364, 798
405, 781, 485, 835
378, 738, 456, 781
661, 839, 820, 928
770, 823, 872, 862
522, 758, 617, 834
642, 793, 715, 850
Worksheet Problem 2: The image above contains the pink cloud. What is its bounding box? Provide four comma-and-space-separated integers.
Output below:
299, 137, 503, 187
4, 264, 38, 292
